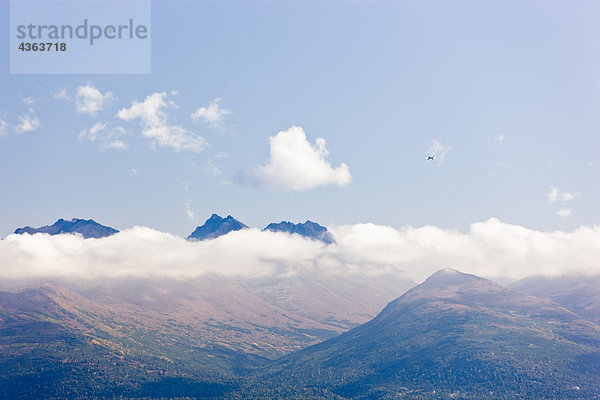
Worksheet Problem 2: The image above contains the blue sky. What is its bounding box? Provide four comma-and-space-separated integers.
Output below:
1, 0, 599, 238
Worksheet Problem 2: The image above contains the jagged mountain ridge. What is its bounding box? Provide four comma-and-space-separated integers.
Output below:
11, 214, 336, 244
187, 214, 335, 243
264, 220, 334, 244
14, 218, 118, 239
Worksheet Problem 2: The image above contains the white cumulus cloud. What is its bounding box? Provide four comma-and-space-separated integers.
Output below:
15, 108, 41, 133
0, 105, 41, 135
191, 98, 231, 129
78, 122, 107, 142
53, 87, 71, 100
547, 186, 580, 204
75, 85, 114, 116
547, 186, 581, 218
238, 126, 352, 191
117, 92, 206, 152
79, 123, 127, 151
0, 119, 9, 136
21, 96, 36, 106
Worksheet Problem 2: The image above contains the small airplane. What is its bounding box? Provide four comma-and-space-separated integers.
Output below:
426, 155, 435, 160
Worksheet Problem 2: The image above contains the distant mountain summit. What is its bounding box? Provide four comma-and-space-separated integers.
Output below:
188, 214, 248, 241
14, 218, 118, 239
264, 220, 334, 244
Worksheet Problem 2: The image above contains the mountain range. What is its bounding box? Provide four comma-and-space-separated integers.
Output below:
13, 215, 335, 243
13, 218, 118, 239
188, 214, 335, 243
2, 267, 600, 398
5, 217, 600, 398
0, 271, 413, 398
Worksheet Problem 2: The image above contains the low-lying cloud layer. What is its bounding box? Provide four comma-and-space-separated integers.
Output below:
1, 218, 599, 283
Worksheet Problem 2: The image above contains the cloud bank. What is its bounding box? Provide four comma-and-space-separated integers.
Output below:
1, 218, 599, 283
238, 126, 352, 191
